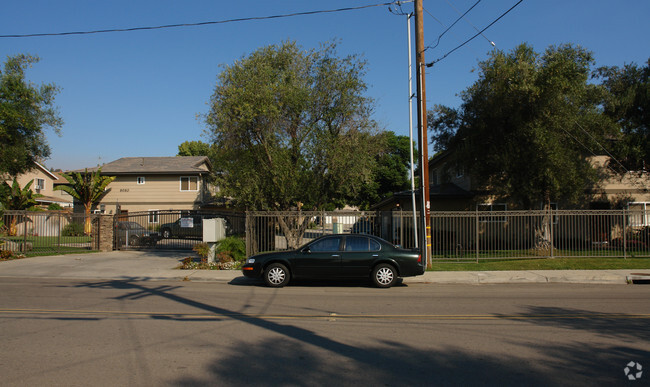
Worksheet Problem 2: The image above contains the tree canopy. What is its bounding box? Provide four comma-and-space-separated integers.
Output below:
0, 54, 62, 177
595, 59, 650, 171
177, 140, 214, 158
429, 43, 616, 209
356, 131, 417, 209
204, 41, 381, 211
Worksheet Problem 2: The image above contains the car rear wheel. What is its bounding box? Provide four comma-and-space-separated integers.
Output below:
372, 263, 397, 288
264, 263, 290, 287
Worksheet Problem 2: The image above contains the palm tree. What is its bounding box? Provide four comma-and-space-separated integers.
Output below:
0, 179, 40, 235
54, 168, 116, 235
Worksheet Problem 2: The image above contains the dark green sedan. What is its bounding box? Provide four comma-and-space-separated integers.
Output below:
242, 234, 424, 288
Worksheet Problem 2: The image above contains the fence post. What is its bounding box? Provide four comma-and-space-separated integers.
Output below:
245, 211, 250, 257
550, 207, 554, 259
475, 210, 479, 263
623, 208, 627, 259
58, 211, 62, 254
23, 210, 28, 250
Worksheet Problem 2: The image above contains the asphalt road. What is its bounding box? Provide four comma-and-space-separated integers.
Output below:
1, 279, 649, 386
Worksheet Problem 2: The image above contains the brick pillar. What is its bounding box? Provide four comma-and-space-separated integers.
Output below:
98, 215, 115, 252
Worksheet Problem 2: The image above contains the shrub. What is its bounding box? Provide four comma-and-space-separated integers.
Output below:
62, 222, 84, 236
0, 249, 23, 260
192, 242, 211, 259
217, 236, 246, 263
47, 203, 63, 211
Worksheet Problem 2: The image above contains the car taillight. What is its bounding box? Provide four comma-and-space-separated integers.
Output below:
417, 254, 422, 263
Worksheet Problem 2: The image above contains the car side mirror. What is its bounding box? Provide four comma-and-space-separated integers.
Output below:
301, 247, 311, 254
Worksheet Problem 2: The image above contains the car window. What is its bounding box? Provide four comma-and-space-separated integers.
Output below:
345, 236, 381, 252
309, 237, 342, 252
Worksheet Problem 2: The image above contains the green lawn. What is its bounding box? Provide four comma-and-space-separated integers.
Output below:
431, 257, 650, 271
4, 236, 92, 244
2, 235, 95, 258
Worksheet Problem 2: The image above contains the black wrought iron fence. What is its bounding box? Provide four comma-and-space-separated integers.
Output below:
245, 209, 650, 260
245, 210, 419, 256
1, 210, 99, 255
114, 210, 245, 250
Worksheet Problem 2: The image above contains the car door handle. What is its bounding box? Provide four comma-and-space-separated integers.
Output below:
331, 254, 340, 257
372, 254, 379, 257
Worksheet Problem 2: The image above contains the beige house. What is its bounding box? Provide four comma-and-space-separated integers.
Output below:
2, 161, 73, 208
373, 152, 650, 218
83, 156, 214, 216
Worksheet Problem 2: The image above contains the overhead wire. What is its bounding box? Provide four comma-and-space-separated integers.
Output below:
427, 0, 524, 67
425, 0, 483, 51
442, 0, 495, 47
0, 2, 401, 39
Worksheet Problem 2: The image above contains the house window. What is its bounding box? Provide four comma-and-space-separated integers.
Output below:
478, 203, 507, 223
180, 176, 198, 191
148, 210, 159, 223
137, 177, 145, 185
35, 178, 45, 191
628, 202, 650, 226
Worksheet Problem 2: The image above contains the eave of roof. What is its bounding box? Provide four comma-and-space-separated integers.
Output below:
77, 156, 211, 174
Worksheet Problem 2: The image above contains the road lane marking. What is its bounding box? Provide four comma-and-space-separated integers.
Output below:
1, 308, 650, 320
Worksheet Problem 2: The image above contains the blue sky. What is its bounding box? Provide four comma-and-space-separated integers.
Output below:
2, 0, 649, 171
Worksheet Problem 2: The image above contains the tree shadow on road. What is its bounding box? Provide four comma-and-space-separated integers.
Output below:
74, 280, 647, 386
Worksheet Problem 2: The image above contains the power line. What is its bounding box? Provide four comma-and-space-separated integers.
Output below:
0, 2, 399, 39
442, 0, 495, 47
425, 0, 483, 51
426, 0, 524, 67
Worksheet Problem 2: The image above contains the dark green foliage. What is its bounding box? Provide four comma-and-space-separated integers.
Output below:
429, 43, 616, 208
61, 222, 84, 237
0, 179, 39, 210
356, 131, 417, 209
205, 41, 381, 211
47, 203, 63, 211
595, 59, 650, 171
0, 54, 62, 177
216, 236, 246, 262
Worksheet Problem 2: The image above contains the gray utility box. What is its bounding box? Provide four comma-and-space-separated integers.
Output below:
202, 218, 227, 242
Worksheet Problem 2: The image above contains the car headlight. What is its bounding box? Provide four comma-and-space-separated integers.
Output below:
247, 258, 256, 264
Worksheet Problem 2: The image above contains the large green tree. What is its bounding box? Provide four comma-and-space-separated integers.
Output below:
0, 54, 62, 177
205, 41, 381, 211
595, 59, 650, 171
429, 43, 616, 209
54, 168, 115, 235
205, 41, 381, 247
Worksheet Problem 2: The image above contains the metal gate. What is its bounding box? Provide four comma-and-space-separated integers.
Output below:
114, 210, 245, 250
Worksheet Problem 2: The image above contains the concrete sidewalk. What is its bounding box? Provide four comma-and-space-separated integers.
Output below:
0, 250, 648, 284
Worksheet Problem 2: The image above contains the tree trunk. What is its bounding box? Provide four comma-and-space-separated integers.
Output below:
534, 192, 553, 255
277, 214, 310, 250
84, 204, 92, 236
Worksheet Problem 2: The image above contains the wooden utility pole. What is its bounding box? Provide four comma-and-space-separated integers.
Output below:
414, 0, 432, 267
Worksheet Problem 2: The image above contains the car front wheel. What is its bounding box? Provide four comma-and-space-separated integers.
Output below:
161, 228, 171, 239
372, 263, 397, 288
128, 236, 139, 246
264, 263, 290, 287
